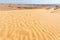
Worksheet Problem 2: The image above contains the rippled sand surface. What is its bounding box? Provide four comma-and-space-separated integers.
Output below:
0, 9, 60, 40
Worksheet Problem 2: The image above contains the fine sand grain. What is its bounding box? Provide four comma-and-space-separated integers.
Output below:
0, 7, 60, 40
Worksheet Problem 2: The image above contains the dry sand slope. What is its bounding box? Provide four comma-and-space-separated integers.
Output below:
0, 9, 60, 40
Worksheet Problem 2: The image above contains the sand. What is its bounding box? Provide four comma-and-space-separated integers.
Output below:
0, 5, 60, 40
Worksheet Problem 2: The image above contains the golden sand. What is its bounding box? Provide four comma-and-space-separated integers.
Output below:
0, 9, 60, 40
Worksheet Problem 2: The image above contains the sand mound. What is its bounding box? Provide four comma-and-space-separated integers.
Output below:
0, 9, 60, 40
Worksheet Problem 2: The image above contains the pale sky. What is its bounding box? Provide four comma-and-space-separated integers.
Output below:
0, 0, 60, 4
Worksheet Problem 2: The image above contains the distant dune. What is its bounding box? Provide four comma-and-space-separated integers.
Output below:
0, 4, 60, 40
0, 4, 60, 10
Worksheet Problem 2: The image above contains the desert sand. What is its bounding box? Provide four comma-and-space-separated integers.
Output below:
0, 4, 60, 40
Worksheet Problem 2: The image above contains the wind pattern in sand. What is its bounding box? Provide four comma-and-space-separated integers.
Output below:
0, 9, 60, 40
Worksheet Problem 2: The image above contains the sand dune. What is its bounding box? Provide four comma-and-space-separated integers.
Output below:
0, 5, 60, 40
0, 4, 59, 10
